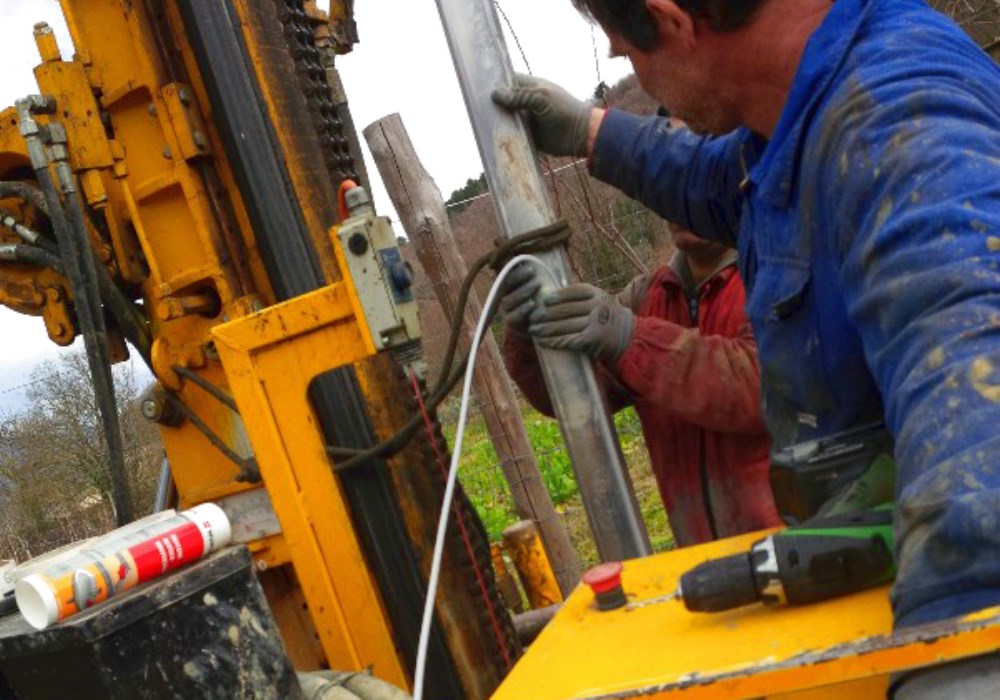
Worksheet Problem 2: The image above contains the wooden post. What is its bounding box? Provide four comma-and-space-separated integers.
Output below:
364, 113, 580, 596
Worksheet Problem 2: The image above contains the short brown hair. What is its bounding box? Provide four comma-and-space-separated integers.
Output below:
572, 0, 768, 51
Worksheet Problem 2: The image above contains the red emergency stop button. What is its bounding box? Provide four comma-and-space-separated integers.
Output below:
583, 562, 626, 610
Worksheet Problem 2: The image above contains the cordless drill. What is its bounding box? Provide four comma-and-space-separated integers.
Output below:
677, 424, 897, 613
677, 505, 895, 612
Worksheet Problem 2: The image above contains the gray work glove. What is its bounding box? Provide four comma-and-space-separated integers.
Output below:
491, 74, 592, 157
500, 262, 542, 338
528, 284, 635, 363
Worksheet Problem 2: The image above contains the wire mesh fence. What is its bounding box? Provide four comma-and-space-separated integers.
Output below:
438, 390, 675, 570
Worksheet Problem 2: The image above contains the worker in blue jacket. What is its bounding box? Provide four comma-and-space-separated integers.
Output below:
494, 0, 1000, 694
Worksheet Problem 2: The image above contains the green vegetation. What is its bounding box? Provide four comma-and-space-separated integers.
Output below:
442, 402, 674, 564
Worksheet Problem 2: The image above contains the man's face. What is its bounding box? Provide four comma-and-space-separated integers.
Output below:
607, 22, 739, 135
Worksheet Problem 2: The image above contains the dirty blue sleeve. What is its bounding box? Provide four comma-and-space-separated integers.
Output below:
589, 110, 746, 246
822, 60, 1000, 626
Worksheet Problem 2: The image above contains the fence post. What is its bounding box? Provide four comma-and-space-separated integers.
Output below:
363, 114, 580, 596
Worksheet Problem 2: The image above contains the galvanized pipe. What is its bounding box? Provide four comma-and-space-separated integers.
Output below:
433, 0, 651, 560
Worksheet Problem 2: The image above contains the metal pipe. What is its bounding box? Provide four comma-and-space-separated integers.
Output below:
512, 604, 561, 646
15, 96, 135, 526
153, 456, 175, 513
433, 0, 651, 560
502, 520, 562, 610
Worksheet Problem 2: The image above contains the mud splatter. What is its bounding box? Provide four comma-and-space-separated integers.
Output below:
987, 237, 1000, 252
928, 347, 945, 370
970, 357, 1000, 402
228, 625, 240, 646
203, 592, 218, 607
875, 198, 893, 230
183, 661, 203, 681
963, 472, 985, 491
239, 606, 267, 636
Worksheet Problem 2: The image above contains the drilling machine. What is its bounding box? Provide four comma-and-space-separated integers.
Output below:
0, 1, 517, 697
2, 1, 1000, 699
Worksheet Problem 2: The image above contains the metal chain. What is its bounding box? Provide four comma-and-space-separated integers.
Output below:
275, 0, 359, 186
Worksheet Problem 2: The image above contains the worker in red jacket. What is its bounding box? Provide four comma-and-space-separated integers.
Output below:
502, 226, 780, 546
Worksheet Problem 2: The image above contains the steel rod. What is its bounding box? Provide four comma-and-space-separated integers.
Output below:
433, 0, 651, 560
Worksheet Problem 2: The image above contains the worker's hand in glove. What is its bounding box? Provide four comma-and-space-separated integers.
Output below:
492, 74, 595, 158
500, 262, 542, 338
528, 284, 635, 363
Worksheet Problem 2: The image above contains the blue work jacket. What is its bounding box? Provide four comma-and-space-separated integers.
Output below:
591, 0, 1000, 627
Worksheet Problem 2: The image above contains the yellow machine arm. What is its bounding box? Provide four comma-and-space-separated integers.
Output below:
0, 1, 516, 697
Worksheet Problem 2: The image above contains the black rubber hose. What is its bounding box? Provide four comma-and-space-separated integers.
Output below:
56, 164, 137, 523
17, 99, 135, 525
0, 206, 151, 364
12, 244, 63, 272
0, 181, 49, 218
0, 207, 59, 254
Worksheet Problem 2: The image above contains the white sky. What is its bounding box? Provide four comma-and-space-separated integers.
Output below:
0, 0, 632, 411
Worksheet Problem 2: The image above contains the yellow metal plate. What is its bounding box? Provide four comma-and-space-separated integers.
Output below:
213, 282, 407, 688
494, 531, 1000, 699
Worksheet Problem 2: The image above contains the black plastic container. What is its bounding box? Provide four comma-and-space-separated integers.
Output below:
0, 546, 301, 699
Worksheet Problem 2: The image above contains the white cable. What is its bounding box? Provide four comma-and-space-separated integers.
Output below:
413, 254, 557, 700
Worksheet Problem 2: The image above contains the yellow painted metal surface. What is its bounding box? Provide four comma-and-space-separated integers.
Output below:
493, 531, 1000, 699
213, 281, 410, 688
503, 520, 563, 610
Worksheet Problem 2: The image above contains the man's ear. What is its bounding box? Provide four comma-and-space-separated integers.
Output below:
646, 0, 697, 51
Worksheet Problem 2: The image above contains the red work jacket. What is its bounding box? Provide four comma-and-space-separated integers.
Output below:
504, 254, 780, 547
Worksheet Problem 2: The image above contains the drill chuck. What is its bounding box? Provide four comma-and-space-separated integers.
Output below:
678, 551, 759, 613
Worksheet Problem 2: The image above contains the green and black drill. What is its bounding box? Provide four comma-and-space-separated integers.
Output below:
677, 424, 898, 613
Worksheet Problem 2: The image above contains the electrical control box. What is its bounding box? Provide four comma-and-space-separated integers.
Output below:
335, 188, 421, 352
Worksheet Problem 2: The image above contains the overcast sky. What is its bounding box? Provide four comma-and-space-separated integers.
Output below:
0, 0, 632, 413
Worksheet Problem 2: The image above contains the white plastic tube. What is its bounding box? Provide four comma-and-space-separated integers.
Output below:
413, 255, 555, 700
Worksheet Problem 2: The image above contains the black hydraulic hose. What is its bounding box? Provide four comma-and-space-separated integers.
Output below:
0, 242, 63, 272
93, 262, 152, 365
56, 160, 137, 524
16, 97, 135, 525
0, 209, 58, 254
0, 205, 151, 364
0, 181, 49, 218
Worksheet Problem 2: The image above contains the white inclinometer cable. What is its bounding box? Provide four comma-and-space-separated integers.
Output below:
413, 254, 557, 700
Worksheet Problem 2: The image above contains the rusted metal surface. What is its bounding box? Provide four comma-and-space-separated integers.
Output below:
503, 520, 563, 610
492, 543, 524, 614
356, 352, 521, 699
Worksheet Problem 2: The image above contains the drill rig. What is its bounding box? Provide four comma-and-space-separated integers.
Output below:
3, 1, 1000, 699
0, 1, 516, 697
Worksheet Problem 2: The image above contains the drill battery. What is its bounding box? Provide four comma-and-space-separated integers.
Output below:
769, 423, 894, 524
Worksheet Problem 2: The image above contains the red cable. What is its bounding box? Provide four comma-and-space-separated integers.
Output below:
407, 369, 514, 670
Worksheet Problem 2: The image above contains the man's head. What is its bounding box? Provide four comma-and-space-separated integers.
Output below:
571, 0, 769, 134
571, 0, 765, 47
669, 223, 730, 265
